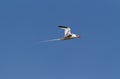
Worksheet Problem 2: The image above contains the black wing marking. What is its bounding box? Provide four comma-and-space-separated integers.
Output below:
58, 26, 68, 28
62, 35, 72, 40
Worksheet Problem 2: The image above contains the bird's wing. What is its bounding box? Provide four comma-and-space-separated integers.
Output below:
58, 26, 71, 37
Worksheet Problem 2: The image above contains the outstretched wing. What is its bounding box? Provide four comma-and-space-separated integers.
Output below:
58, 26, 71, 37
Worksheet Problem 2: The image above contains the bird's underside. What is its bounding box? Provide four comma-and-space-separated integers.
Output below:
61, 34, 73, 40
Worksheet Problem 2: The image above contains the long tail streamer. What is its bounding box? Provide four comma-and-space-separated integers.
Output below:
39, 38, 61, 43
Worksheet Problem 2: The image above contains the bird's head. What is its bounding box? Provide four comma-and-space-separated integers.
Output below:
72, 34, 80, 38
76, 34, 80, 38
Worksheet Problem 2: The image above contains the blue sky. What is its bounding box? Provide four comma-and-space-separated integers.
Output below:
0, 0, 120, 79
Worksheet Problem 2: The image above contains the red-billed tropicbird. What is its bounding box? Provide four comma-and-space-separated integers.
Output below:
40, 26, 80, 42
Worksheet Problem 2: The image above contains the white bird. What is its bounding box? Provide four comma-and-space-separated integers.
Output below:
40, 26, 80, 42
58, 26, 80, 40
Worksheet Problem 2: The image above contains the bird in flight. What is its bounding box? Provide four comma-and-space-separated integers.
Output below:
40, 26, 80, 42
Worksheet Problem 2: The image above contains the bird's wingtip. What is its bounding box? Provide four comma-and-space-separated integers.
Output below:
58, 26, 68, 28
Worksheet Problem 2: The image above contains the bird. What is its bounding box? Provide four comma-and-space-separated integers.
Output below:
58, 26, 80, 40
40, 26, 80, 42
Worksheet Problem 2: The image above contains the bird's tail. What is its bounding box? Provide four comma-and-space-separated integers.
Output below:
39, 38, 61, 43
